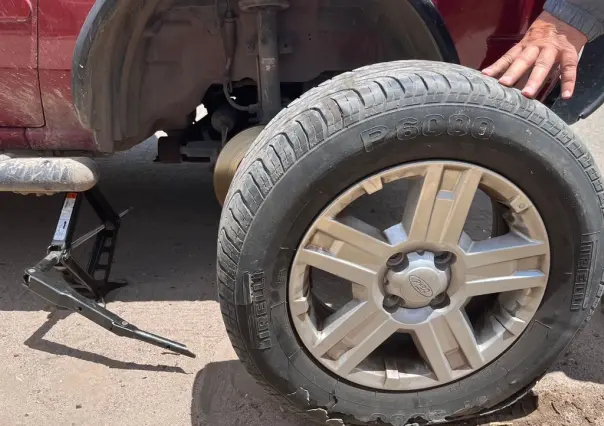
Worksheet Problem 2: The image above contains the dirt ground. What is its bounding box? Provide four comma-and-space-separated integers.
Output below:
1, 107, 604, 426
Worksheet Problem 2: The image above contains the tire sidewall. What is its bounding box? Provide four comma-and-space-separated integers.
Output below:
230, 103, 604, 423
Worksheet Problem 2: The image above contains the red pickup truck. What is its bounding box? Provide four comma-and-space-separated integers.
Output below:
2, 1, 604, 425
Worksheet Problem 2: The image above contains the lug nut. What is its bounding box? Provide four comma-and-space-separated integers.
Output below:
387, 253, 404, 266
383, 295, 402, 312
387, 253, 409, 272
434, 251, 455, 263
434, 251, 456, 270
430, 293, 450, 309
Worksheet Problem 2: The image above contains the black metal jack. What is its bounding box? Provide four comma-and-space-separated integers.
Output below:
22, 187, 196, 358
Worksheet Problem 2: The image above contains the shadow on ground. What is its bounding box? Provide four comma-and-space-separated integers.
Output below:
23, 309, 186, 373
191, 361, 306, 426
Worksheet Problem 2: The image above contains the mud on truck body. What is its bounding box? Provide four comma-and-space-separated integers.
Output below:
1, 1, 604, 424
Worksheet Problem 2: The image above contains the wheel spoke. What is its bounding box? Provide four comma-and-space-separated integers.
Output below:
413, 321, 454, 382
464, 232, 548, 269
314, 216, 393, 260
444, 310, 484, 369
298, 248, 378, 287
313, 301, 377, 356
463, 232, 548, 297
403, 164, 443, 242
332, 314, 399, 376
403, 165, 482, 245
438, 168, 483, 245
465, 270, 547, 297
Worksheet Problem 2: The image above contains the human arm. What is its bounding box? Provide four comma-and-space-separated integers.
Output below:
482, 0, 604, 99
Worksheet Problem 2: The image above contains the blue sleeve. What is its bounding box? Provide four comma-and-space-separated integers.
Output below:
544, 0, 604, 40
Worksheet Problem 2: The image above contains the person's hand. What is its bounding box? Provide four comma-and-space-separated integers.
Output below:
482, 11, 587, 99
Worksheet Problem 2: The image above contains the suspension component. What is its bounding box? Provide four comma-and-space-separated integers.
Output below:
239, 0, 290, 123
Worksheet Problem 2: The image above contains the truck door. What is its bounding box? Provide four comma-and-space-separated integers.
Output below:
0, 0, 44, 128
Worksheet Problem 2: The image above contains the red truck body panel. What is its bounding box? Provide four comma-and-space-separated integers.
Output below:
0, 0, 544, 151
0, 0, 44, 146
435, 0, 544, 69
28, 0, 96, 151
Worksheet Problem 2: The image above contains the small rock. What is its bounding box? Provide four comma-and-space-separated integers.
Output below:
76, 404, 82, 409
13, 354, 19, 358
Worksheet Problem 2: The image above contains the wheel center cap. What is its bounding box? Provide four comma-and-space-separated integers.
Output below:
385, 252, 449, 308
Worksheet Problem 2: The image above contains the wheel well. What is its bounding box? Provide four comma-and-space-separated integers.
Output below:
73, 0, 458, 152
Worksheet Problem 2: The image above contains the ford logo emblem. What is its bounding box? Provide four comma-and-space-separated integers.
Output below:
409, 275, 433, 298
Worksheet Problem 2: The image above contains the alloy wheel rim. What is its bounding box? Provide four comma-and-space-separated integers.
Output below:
289, 161, 550, 391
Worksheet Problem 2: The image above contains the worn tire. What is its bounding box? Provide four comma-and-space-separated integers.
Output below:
216, 60, 604, 425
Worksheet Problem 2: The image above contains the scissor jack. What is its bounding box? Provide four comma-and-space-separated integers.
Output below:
22, 187, 195, 358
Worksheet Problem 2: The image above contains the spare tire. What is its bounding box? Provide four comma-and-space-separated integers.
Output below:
216, 61, 604, 425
